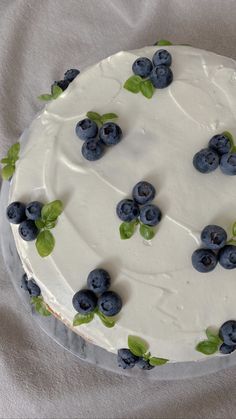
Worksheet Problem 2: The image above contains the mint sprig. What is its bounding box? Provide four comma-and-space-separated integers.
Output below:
127, 335, 169, 367
38, 85, 63, 102
1, 142, 20, 180
86, 111, 118, 125
73, 307, 117, 329
31, 296, 51, 317
35, 200, 63, 258
154, 39, 172, 46
139, 223, 155, 240
119, 219, 156, 241
123, 75, 154, 99
196, 327, 222, 355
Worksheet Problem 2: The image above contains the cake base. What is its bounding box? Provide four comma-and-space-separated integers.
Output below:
1, 180, 236, 380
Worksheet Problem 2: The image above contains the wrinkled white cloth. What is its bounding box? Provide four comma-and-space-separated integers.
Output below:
1, 1, 236, 418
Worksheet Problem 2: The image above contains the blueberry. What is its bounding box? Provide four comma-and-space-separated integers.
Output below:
117, 348, 139, 369
25, 201, 43, 221
81, 139, 105, 161
72, 289, 97, 314
132, 181, 156, 205
219, 320, 236, 346
6, 202, 26, 224
152, 49, 172, 67
139, 204, 162, 226
27, 279, 41, 297
191, 249, 218, 273
98, 291, 122, 316
21, 273, 29, 291
201, 225, 227, 250
219, 342, 236, 354
99, 123, 122, 146
150, 65, 173, 88
208, 134, 231, 156
219, 245, 236, 269
18, 220, 39, 241
116, 199, 140, 222
76, 118, 98, 141
132, 57, 153, 78
51, 79, 69, 93
193, 148, 219, 173
220, 153, 236, 175
87, 269, 111, 294
64, 68, 80, 83
136, 358, 155, 370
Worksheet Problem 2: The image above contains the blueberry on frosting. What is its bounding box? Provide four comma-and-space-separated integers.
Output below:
64, 68, 80, 83
219, 320, 236, 346
87, 269, 111, 294
193, 148, 219, 173
117, 349, 139, 369
208, 133, 231, 156
200, 225, 227, 250
191, 248, 218, 273
25, 201, 43, 221
6, 201, 26, 224
18, 220, 39, 241
219, 245, 236, 269
51, 79, 70, 93
98, 291, 122, 317
81, 138, 105, 161
139, 204, 162, 226
99, 122, 122, 146
152, 49, 172, 67
116, 199, 140, 222
76, 118, 98, 141
150, 65, 173, 88
132, 57, 153, 78
220, 152, 236, 175
72, 289, 98, 314
132, 181, 156, 205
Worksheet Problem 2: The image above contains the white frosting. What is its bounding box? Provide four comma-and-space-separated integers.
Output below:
9, 46, 236, 362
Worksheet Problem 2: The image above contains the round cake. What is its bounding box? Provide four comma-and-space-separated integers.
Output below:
5, 44, 236, 365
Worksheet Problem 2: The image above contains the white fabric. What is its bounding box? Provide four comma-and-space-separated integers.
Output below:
1, 1, 236, 417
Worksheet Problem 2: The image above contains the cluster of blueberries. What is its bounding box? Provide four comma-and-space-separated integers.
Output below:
192, 224, 236, 273
51, 68, 80, 93
116, 181, 162, 227
75, 118, 123, 161
117, 348, 154, 370
21, 273, 41, 297
132, 49, 173, 89
6, 201, 43, 241
193, 132, 236, 175
72, 269, 122, 317
219, 320, 236, 354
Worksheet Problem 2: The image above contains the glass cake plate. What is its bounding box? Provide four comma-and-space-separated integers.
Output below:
1, 180, 236, 381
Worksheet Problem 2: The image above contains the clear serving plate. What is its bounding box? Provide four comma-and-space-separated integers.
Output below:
1, 179, 236, 380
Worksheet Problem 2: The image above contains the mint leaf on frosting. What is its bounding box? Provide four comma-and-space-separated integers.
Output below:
119, 220, 138, 240
52, 85, 63, 99
1, 142, 20, 180
73, 312, 94, 326
124, 75, 142, 93
206, 327, 222, 345
128, 335, 149, 357
139, 223, 155, 240
86, 111, 118, 125
196, 340, 218, 355
38, 94, 53, 101
96, 310, 116, 328
31, 296, 51, 317
232, 222, 236, 237
149, 357, 169, 366
41, 200, 63, 222
140, 80, 154, 99
36, 230, 55, 258
154, 39, 172, 46
101, 113, 118, 123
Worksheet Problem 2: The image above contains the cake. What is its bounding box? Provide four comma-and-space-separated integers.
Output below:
3, 43, 236, 369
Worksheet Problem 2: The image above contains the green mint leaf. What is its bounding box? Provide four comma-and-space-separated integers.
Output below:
206, 327, 222, 344
38, 94, 53, 101
140, 80, 154, 99
222, 131, 234, 149
139, 223, 155, 240
149, 357, 169, 366
128, 335, 149, 357
196, 340, 218, 355
1, 164, 15, 180
96, 311, 116, 328
41, 200, 63, 222
86, 111, 102, 123
35, 219, 46, 229
119, 220, 138, 240
101, 113, 118, 123
73, 312, 94, 326
36, 230, 55, 258
1, 157, 11, 164
227, 239, 236, 246
30, 296, 51, 317
124, 75, 142, 93
45, 220, 57, 229
7, 142, 20, 161
52, 85, 63, 99
232, 222, 236, 237
155, 39, 172, 46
